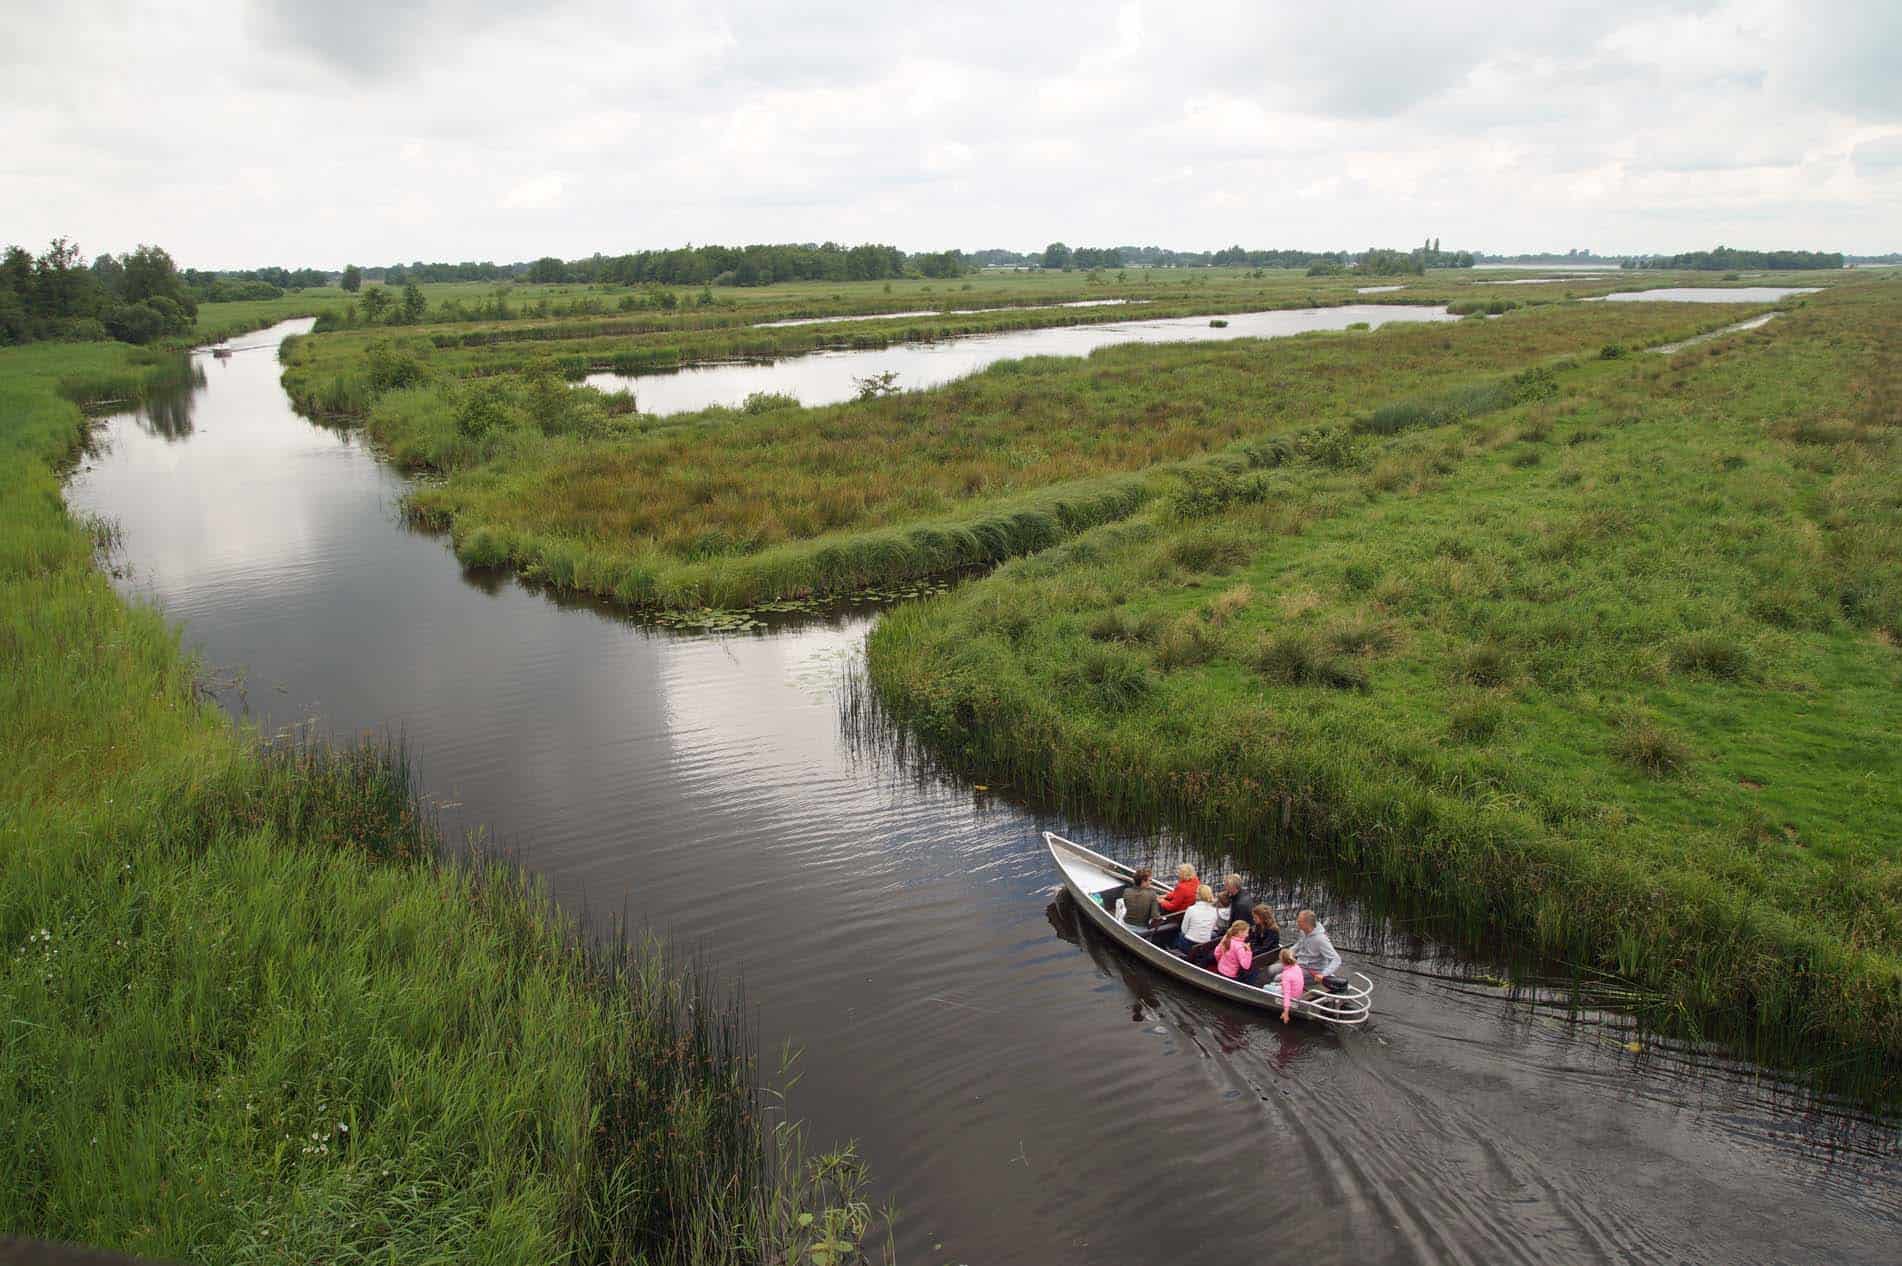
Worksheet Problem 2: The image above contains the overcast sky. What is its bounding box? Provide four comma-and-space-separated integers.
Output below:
4, 0, 1899, 268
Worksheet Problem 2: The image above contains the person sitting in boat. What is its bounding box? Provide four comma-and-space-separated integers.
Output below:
1274, 948, 1305, 1024
1116, 867, 1160, 930
1289, 910, 1343, 987
1240, 905, 1280, 985
1175, 885, 1221, 961
1216, 873, 1252, 925
1157, 864, 1200, 915
1212, 919, 1253, 980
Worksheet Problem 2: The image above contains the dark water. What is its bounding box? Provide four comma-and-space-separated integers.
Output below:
67, 322, 1900, 1264
583, 303, 1455, 415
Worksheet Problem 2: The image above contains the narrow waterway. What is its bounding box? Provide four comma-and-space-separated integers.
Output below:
68, 321, 1900, 1265
584, 302, 1455, 415
1595, 286, 1821, 303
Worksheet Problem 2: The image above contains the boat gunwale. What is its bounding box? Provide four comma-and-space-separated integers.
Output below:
1043, 832, 1372, 1024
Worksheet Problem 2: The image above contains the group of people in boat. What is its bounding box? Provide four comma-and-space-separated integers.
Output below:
1108, 863, 1343, 1023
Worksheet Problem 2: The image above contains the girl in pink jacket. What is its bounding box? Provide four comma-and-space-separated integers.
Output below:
1213, 920, 1253, 979
1275, 948, 1306, 1023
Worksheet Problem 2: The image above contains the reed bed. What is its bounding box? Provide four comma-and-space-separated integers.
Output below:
866, 282, 1902, 1087
0, 339, 874, 1263
345, 302, 1746, 611
276, 265, 1716, 418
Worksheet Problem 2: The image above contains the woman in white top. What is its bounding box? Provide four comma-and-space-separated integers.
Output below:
1174, 884, 1220, 960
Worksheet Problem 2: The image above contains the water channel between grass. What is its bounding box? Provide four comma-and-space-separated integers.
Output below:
65, 318, 1901, 1265
582, 302, 1458, 415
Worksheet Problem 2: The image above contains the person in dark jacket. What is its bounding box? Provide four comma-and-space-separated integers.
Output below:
1216, 874, 1253, 926
1240, 905, 1281, 986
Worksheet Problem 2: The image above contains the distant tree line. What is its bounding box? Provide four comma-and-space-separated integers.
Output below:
965, 241, 1472, 271
1622, 246, 1844, 271
520, 243, 912, 287
1474, 248, 1617, 264
0, 238, 197, 345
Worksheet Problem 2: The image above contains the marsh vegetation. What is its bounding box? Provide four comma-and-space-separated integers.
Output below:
0, 337, 875, 1263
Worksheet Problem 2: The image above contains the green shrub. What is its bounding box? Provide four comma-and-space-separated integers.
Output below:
455, 382, 513, 441
741, 391, 801, 414
1510, 364, 1560, 403
364, 341, 430, 392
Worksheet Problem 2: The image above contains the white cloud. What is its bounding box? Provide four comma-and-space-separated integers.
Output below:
1, 0, 1898, 265
500, 176, 565, 211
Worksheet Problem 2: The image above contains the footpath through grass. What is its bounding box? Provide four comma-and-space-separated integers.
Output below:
867, 280, 1902, 1082
339, 299, 1755, 610
0, 342, 871, 1262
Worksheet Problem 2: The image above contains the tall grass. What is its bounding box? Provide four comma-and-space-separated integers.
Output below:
865, 281, 1902, 1091
275, 266, 1760, 421
354, 301, 1745, 611
0, 339, 875, 1262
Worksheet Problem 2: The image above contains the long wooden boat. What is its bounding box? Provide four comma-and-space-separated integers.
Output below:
1045, 831, 1373, 1025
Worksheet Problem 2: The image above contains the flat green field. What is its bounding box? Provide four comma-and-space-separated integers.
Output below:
224, 264, 1899, 1073
0, 340, 865, 1262
868, 279, 1902, 1072
322, 294, 1774, 609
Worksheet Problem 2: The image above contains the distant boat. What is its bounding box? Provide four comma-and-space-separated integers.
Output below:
211, 347, 233, 359
1044, 831, 1373, 1024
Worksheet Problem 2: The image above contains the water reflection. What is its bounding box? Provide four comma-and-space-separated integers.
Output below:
63, 319, 1902, 1266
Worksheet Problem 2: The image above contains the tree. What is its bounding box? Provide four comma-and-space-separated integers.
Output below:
102, 302, 170, 344
359, 286, 392, 322
120, 245, 196, 318
529, 256, 568, 284
400, 282, 427, 323
341, 265, 362, 293
35, 238, 93, 318
1042, 241, 1072, 270
91, 253, 126, 296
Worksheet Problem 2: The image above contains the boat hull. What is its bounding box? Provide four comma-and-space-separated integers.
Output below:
1044, 831, 1372, 1024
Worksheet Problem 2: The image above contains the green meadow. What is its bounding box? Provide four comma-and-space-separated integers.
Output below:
230, 260, 1902, 1073
867, 280, 1902, 1075
297, 293, 1766, 610
0, 339, 871, 1263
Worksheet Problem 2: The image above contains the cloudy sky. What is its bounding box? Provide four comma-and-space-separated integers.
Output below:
4, 0, 1899, 268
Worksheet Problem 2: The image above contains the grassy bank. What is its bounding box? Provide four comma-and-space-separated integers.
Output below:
865, 280, 1902, 1080
361, 300, 1760, 610
274, 266, 1805, 415
1, 341, 870, 1262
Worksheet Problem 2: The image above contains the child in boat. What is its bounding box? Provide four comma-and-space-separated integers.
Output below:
1275, 948, 1305, 1024
1213, 919, 1253, 979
